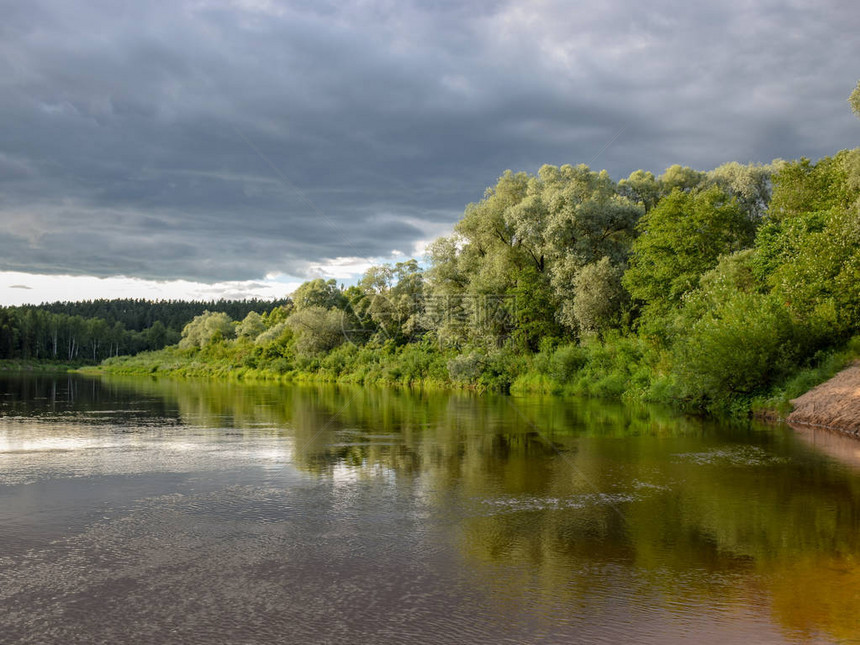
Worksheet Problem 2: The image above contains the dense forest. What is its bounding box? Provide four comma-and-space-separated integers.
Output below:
0, 299, 290, 363
30, 298, 292, 332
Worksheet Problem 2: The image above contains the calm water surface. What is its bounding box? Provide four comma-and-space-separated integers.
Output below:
1, 373, 859, 644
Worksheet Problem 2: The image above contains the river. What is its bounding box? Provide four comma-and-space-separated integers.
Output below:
1, 373, 858, 643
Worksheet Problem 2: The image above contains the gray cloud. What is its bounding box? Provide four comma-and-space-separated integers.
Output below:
1, 0, 858, 281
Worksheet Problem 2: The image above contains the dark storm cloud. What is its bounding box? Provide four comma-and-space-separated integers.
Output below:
1, 0, 858, 281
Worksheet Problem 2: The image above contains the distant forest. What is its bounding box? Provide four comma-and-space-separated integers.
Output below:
0, 298, 291, 362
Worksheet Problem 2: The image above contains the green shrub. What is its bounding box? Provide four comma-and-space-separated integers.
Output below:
673, 292, 800, 408
447, 353, 484, 384
548, 344, 586, 382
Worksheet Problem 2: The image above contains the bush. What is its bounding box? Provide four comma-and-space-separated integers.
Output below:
548, 344, 586, 382
572, 257, 627, 334
178, 311, 236, 349
673, 292, 800, 407
287, 307, 346, 357
447, 353, 484, 383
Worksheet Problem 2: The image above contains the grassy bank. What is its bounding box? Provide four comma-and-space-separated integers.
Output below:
89, 341, 456, 389
0, 359, 82, 372
87, 146, 860, 421
91, 333, 860, 420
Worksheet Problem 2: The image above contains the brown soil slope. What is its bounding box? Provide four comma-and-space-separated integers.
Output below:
788, 362, 860, 436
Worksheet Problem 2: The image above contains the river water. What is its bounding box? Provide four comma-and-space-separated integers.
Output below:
1, 373, 858, 644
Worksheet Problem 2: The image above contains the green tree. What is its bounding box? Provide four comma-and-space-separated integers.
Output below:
707, 161, 778, 220
673, 291, 799, 404
537, 164, 642, 330
237, 311, 266, 339
752, 151, 860, 338
426, 170, 553, 347
623, 187, 755, 316
571, 257, 627, 335
287, 306, 346, 356
357, 260, 425, 343
425, 164, 640, 344
255, 322, 292, 346
144, 320, 168, 350
292, 279, 346, 311
659, 165, 707, 193
179, 311, 235, 349
618, 169, 661, 212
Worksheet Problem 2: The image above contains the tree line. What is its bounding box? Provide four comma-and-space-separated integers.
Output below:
0, 299, 290, 363
94, 84, 860, 411
26, 298, 291, 332
106, 145, 859, 412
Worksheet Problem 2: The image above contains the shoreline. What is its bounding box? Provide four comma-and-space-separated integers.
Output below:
13, 348, 858, 430
0, 359, 81, 373
786, 362, 860, 437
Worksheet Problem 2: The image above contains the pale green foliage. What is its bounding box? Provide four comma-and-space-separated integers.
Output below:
179, 311, 235, 349
618, 169, 661, 211
357, 260, 425, 341
291, 279, 346, 311
707, 161, 778, 220
426, 170, 544, 345
659, 165, 707, 193
572, 257, 627, 334
425, 236, 466, 293
625, 161, 777, 221
850, 80, 860, 118
539, 165, 641, 267
237, 311, 266, 339
426, 164, 641, 341
528, 164, 642, 330
287, 306, 345, 356
548, 256, 581, 331
424, 235, 474, 343
254, 322, 290, 345
457, 170, 535, 295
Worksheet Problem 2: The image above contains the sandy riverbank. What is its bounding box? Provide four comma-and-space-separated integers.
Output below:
787, 362, 860, 436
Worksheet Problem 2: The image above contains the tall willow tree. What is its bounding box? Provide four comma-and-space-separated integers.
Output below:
534, 164, 642, 331
426, 164, 642, 348
426, 170, 549, 348
356, 259, 425, 343
178, 311, 236, 349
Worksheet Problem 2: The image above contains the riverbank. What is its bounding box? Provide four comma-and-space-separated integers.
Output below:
787, 362, 860, 436
0, 359, 80, 372
85, 334, 860, 421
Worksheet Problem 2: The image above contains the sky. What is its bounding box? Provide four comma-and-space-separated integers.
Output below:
1, 0, 858, 305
